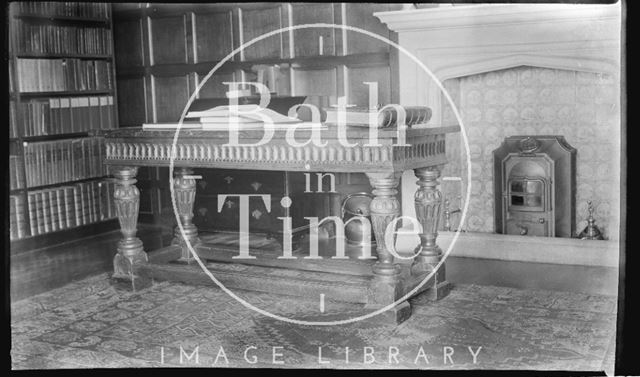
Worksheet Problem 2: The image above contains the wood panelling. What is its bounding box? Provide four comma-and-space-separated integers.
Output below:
117, 77, 146, 126
195, 11, 234, 63
241, 6, 284, 61
153, 75, 191, 122
150, 15, 188, 65
113, 3, 396, 226
347, 65, 391, 108
197, 72, 236, 98
291, 3, 336, 57
293, 68, 337, 98
114, 18, 144, 67
344, 3, 392, 55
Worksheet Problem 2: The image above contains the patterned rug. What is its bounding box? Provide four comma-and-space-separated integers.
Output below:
11, 272, 617, 372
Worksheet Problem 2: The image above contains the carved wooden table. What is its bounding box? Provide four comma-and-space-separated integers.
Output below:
104, 125, 460, 324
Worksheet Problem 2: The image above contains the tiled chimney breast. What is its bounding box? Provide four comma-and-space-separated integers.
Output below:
441, 67, 618, 238
376, 3, 621, 239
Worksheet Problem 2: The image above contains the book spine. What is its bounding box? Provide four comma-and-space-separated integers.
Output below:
89, 96, 100, 130
89, 181, 98, 223
16, 155, 25, 189
48, 190, 59, 232
65, 186, 76, 228
27, 143, 35, 187
82, 182, 91, 225
34, 191, 44, 235
56, 188, 66, 230
60, 97, 71, 134
27, 192, 38, 236
41, 190, 50, 234
49, 98, 60, 136
106, 96, 113, 129
74, 184, 83, 226
46, 142, 53, 186
16, 195, 27, 239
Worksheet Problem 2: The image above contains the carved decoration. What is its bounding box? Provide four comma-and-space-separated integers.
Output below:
104, 134, 447, 169
518, 136, 540, 153
412, 165, 444, 274
172, 168, 200, 261
366, 172, 402, 277
112, 166, 148, 281
250, 182, 262, 192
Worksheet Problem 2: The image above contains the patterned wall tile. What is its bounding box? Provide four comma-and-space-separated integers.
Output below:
441, 66, 620, 239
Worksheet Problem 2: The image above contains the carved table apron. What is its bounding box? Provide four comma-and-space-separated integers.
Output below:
104, 125, 460, 324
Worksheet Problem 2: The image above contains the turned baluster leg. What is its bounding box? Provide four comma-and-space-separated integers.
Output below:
367, 172, 402, 276
172, 167, 200, 263
411, 165, 451, 300
365, 172, 410, 323
112, 166, 149, 290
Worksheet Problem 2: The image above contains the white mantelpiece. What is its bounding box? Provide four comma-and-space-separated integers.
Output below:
375, 3, 621, 121
374, 3, 622, 265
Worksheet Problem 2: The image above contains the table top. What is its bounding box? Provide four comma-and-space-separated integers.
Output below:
104, 124, 460, 173
105, 124, 459, 142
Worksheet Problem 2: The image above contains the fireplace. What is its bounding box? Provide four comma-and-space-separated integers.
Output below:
493, 136, 576, 237
376, 3, 621, 241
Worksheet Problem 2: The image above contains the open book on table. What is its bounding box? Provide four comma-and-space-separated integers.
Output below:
143, 104, 306, 130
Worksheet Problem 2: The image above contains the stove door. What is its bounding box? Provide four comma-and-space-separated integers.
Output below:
503, 177, 552, 236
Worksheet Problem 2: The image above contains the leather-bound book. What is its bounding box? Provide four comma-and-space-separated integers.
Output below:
325, 105, 432, 128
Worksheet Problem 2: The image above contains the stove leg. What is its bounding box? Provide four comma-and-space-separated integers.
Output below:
365, 172, 411, 324
411, 165, 451, 301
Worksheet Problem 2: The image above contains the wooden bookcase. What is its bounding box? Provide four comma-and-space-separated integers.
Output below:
8, 2, 120, 253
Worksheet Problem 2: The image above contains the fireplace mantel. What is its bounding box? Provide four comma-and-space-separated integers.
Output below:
375, 3, 622, 228
375, 3, 621, 115
376, 4, 621, 33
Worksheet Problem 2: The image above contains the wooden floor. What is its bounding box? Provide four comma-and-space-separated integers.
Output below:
10, 225, 169, 301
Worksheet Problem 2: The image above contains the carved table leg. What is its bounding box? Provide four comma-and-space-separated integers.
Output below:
411, 165, 451, 300
172, 168, 200, 263
112, 166, 149, 290
364, 172, 411, 324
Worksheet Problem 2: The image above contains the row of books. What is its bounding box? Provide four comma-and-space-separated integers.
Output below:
9, 179, 118, 240
15, 20, 113, 56
10, 155, 25, 191
16, 58, 112, 93
24, 137, 107, 188
15, 2, 109, 20
9, 195, 28, 240
9, 96, 115, 138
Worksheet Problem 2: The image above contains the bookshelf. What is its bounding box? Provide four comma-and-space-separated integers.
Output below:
9, 2, 120, 250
